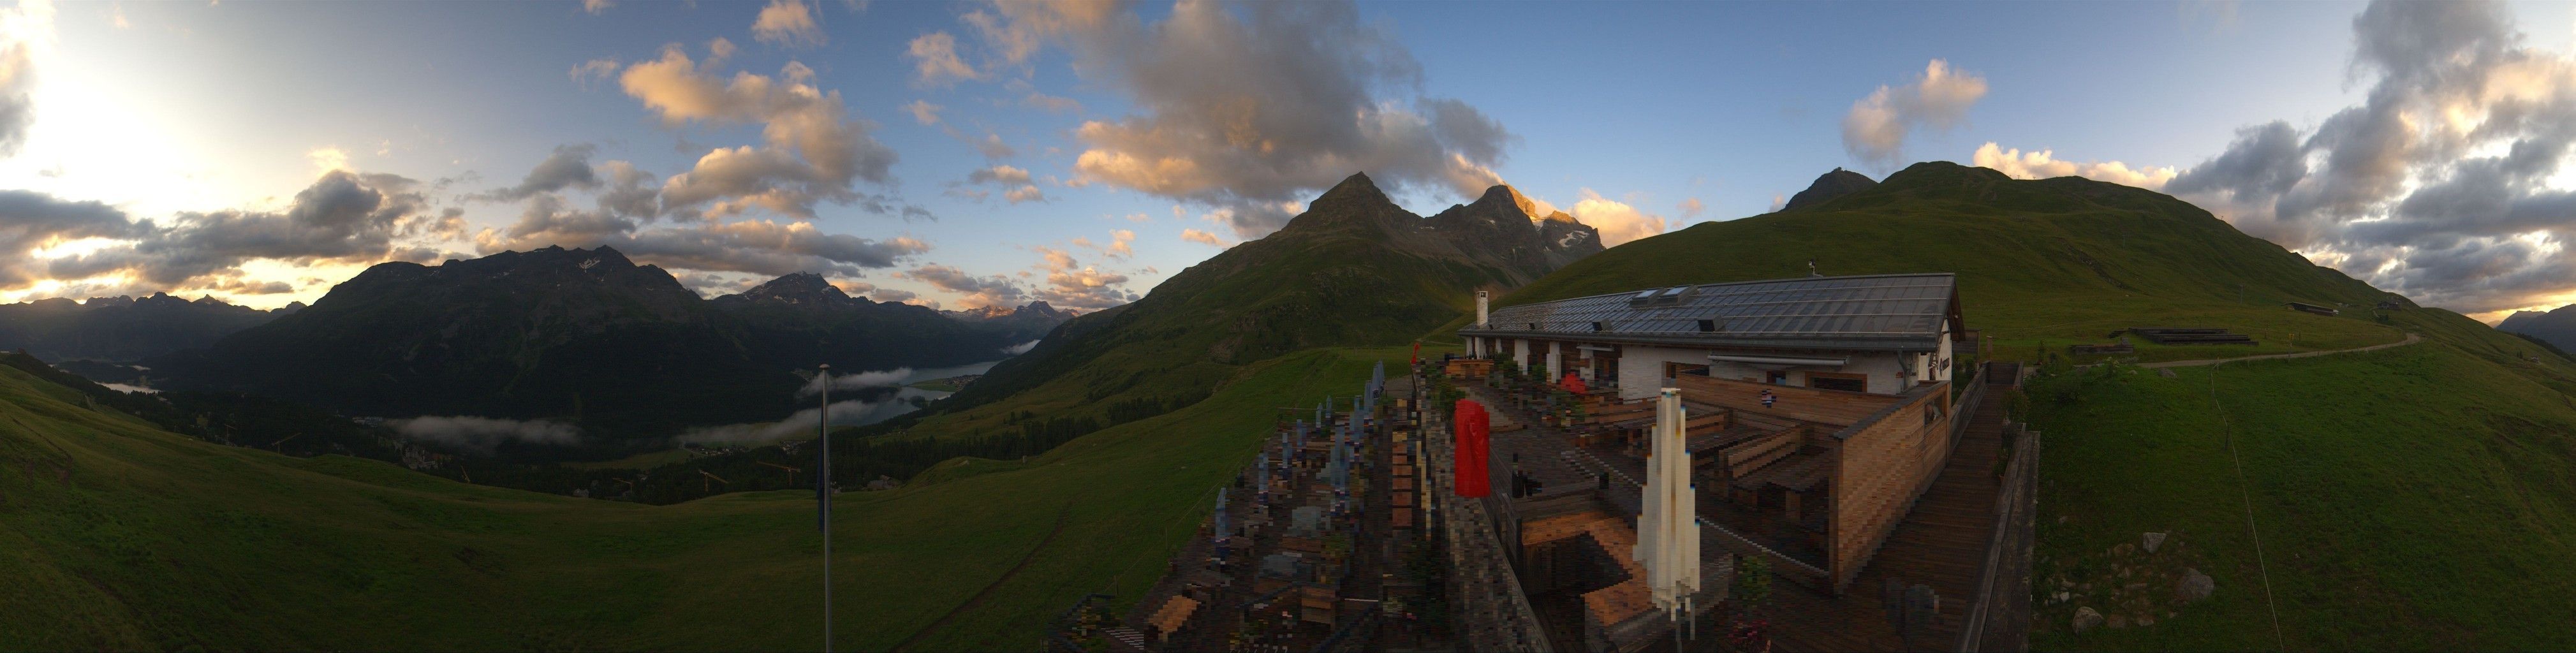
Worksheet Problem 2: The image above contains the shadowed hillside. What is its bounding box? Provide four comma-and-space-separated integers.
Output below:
916, 173, 1598, 443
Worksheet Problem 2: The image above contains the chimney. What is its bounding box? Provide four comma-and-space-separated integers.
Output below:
1476, 290, 1490, 326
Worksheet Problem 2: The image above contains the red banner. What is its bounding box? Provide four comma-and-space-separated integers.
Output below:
1453, 399, 1491, 498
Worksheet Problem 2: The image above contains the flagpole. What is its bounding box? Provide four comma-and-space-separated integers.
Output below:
819, 363, 832, 653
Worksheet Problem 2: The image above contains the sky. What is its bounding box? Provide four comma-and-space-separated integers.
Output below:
7, 0, 2576, 323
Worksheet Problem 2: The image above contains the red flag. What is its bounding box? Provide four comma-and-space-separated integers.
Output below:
1411, 341, 1420, 365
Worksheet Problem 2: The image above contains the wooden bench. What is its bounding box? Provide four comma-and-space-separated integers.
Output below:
1719, 429, 1802, 480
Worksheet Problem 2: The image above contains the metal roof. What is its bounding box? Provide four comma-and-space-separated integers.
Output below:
1459, 273, 1960, 352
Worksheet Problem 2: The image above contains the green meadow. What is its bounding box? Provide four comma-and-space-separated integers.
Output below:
0, 346, 1424, 650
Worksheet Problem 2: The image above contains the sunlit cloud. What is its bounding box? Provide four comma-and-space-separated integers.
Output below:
1843, 59, 1987, 170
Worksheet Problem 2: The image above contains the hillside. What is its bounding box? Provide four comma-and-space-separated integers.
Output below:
1463, 161, 2424, 363
0, 326, 1415, 650
924, 174, 1598, 439
1469, 161, 2576, 649
0, 293, 296, 363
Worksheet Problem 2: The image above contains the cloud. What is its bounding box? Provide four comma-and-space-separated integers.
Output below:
901, 99, 942, 125
1103, 229, 1135, 259
1677, 197, 1705, 219
947, 1, 1516, 239
1022, 91, 1082, 113
2140, 0, 2576, 314
1035, 265, 1131, 310
614, 43, 904, 219
1001, 339, 1040, 355
907, 31, 982, 85
0, 0, 51, 159
906, 263, 1026, 309
1972, 143, 2178, 189
307, 146, 350, 173
954, 165, 1044, 203
752, 0, 827, 48
1180, 228, 1233, 248
910, 245, 1136, 312
799, 367, 909, 397
474, 200, 932, 277
392, 416, 582, 453
0, 189, 150, 287
48, 170, 440, 288
582, 0, 613, 15
967, 164, 1031, 186
570, 58, 619, 88
677, 399, 894, 444
1842, 59, 1987, 168
1566, 189, 1668, 247
975, 133, 1014, 159
197, 275, 296, 295
473, 143, 603, 202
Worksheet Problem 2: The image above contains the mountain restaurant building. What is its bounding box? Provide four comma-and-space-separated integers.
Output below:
1457, 273, 1980, 591
1461, 274, 1966, 399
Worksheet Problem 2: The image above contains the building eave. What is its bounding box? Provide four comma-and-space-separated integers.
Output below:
1455, 328, 1942, 353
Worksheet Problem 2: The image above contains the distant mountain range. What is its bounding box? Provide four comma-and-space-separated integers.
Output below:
134, 246, 1063, 449
2498, 307, 2576, 355
940, 300, 1071, 344
0, 293, 300, 362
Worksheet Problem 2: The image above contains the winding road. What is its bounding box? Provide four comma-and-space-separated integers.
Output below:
2136, 332, 2423, 369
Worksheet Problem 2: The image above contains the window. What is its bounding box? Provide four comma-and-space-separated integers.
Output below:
1807, 372, 1868, 392
1765, 371, 1789, 385
1665, 362, 1710, 378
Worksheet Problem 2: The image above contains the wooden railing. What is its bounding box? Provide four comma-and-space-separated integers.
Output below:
1957, 422, 2040, 652
1426, 398, 1553, 652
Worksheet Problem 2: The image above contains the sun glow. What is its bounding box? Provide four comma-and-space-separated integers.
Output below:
27, 235, 123, 260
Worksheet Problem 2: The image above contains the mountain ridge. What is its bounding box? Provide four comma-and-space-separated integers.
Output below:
154, 246, 1026, 450
0, 292, 300, 362
928, 172, 1602, 432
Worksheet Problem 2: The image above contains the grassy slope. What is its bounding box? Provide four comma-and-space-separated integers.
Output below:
2026, 331, 2576, 650
901, 209, 1498, 446
0, 344, 1420, 650
1455, 162, 2410, 361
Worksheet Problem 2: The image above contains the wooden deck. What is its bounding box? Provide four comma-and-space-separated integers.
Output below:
1766, 379, 2008, 652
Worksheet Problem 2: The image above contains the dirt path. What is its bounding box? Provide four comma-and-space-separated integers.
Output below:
2138, 332, 2422, 369
887, 502, 1075, 652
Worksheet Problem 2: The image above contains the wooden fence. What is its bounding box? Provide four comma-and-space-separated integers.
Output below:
1956, 420, 2040, 652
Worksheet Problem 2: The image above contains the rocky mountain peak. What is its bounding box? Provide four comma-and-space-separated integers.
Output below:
1015, 301, 1061, 318
732, 272, 853, 305
1313, 172, 1387, 207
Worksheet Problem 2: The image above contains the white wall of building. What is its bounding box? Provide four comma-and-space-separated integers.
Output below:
1610, 343, 1918, 400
